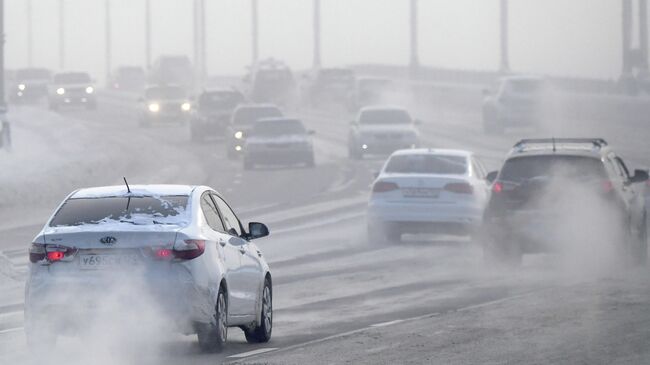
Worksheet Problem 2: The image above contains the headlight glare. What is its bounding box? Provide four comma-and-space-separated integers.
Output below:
234, 131, 244, 139
18, 84, 25, 91
148, 103, 160, 112
85, 86, 94, 94
56, 88, 65, 95
181, 102, 191, 111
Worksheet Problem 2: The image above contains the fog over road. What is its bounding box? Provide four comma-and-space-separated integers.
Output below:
1, 88, 650, 364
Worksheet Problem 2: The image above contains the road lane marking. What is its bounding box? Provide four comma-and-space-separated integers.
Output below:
228, 348, 278, 358
0, 326, 23, 335
370, 319, 405, 327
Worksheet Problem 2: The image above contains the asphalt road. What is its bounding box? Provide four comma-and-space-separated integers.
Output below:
1, 90, 650, 364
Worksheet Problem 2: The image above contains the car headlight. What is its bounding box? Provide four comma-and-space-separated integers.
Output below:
235, 145, 242, 151
234, 131, 244, 139
18, 84, 25, 91
56, 87, 65, 95
181, 102, 191, 111
148, 103, 160, 113
85, 86, 94, 94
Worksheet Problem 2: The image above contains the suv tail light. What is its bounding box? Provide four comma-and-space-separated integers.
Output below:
444, 182, 473, 195
603, 180, 614, 193
173, 240, 206, 260
29, 243, 77, 264
492, 182, 504, 193
373, 181, 399, 193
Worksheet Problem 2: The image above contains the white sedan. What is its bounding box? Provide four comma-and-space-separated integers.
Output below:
367, 149, 490, 243
25, 184, 273, 352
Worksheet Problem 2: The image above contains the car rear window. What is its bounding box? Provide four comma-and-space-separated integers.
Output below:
499, 155, 606, 183
385, 155, 467, 175
233, 107, 282, 125
145, 87, 186, 100
49, 196, 189, 227
360, 109, 411, 125
200, 92, 245, 109
54, 73, 91, 84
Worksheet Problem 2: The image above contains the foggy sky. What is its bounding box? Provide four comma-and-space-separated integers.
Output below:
5, 0, 626, 81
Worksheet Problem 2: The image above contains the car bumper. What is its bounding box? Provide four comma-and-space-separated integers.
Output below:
368, 200, 483, 228
245, 148, 313, 164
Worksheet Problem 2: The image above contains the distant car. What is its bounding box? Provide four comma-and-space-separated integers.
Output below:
0, 116, 10, 151
225, 104, 283, 159
148, 55, 194, 92
482, 75, 553, 133
247, 59, 296, 107
24, 184, 273, 352
243, 118, 315, 170
10, 68, 51, 103
482, 138, 648, 265
109, 66, 146, 93
48, 72, 96, 110
303, 67, 356, 108
348, 77, 395, 111
189, 89, 246, 142
348, 106, 420, 159
368, 149, 489, 244
139, 85, 192, 127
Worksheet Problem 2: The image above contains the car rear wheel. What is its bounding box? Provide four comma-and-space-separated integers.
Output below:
483, 232, 522, 267
367, 222, 400, 245
244, 278, 272, 343
197, 287, 227, 353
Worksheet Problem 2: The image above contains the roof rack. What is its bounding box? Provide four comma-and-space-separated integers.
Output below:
513, 138, 608, 151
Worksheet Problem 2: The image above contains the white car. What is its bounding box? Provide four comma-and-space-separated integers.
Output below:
243, 117, 315, 170
25, 184, 273, 352
348, 106, 420, 159
367, 149, 489, 243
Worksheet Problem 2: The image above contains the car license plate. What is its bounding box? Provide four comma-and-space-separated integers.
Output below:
402, 188, 440, 198
79, 254, 140, 270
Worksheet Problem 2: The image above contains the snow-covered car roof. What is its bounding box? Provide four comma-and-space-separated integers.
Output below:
390, 148, 472, 158
71, 184, 196, 199
360, 105, 408, 112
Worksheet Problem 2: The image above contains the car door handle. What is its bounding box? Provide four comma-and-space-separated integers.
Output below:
239, 247, 246, 254
219, 239, 226, 247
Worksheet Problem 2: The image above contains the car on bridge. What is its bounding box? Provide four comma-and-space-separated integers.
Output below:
109, 66, 146, 93
242, 117, 315, 170
10, 68, 51, 104
246, 59, 297, 108
0, 114, 10, 151
302, 67, 356, 108
348, 77, 395, 111
48, 72, 96, 110
368, 149, 489, 244
482, 138, 649, 265
148, 55, 194, 92
225, 104, 283, 159
189, 89, 246, 142
482, 75, 553, 133
348, 106, 420, 159
24, 184, 273, 352
138, 85, 192, 127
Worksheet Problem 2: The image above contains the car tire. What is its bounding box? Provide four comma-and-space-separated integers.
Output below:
483, 231, 522, 267
627, 217, 647, 266
244, 278, 273, 344
367, 222, 400, 245
197, 287, 228, 353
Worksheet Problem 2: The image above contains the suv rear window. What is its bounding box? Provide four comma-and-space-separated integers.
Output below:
49, 196, 189, 227
54, 73, 91, 84
233, 107, 282, 125
500, 156, 606, 183
385, 155, 467, 175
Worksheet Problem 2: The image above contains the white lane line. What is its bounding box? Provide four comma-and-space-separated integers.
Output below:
0, 326, 23, 335
228, 347, 278, 358
370, 319, 405, 327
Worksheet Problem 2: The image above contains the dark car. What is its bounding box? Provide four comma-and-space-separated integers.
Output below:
482, 138, 648, 265
11, 68, 51, 103
148, 55, 194, 92
303, 68, 356, 108
248, 60, 296, 107
189, 89, 246, 141
109, 66, 146, 93
225, 104, 283, 159
48, 72, 96, 110
242, 118, 315, 170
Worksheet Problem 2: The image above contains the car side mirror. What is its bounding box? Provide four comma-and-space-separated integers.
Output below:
630, 169, 649, 184
486, 170, 498, 183
248, 222, 269, 240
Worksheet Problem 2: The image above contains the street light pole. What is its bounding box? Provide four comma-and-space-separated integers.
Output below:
313, 0, 321, 69
200, 0, 206, 82
622, 0, 632, 75
640, 0, 648, 71
27, 0, 32, 67
251, 0, 259, 66
499, 0, 510, 73
105, 0, 112, 85
145, 0, 151, 69
409, 0, 419, 78
59, 0, 65, 70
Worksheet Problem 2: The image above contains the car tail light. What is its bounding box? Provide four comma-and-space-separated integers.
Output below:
492, 182, 503, 193
154, 248, 174, 260
47, 251, 65, 262
29, 243, 46, 263
30, 244, 77, 264
173, 240, 206, 260
603, 180, 614, 193
372, 181, 399, 193
444, 182, 474, 195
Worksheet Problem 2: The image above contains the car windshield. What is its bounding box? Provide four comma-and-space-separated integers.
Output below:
145, 87, 186, 100
360, 109, 412, 125
252, 120, 306, 136
504, 79, 546, 94
233, 107, 282, 125
500, 155, 606, 183
200, 92, 245, 109
16, 69, 50, 81
359, 79, 391, 91
385, 155, 467, 175
54, 73, 91, 84
49, 195, 189, 227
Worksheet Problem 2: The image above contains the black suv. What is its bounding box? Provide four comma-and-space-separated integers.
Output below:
482, 138, 648, 265
189, 89, 245, 142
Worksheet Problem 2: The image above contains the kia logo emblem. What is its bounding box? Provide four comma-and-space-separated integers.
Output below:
100, 236, 117, 246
